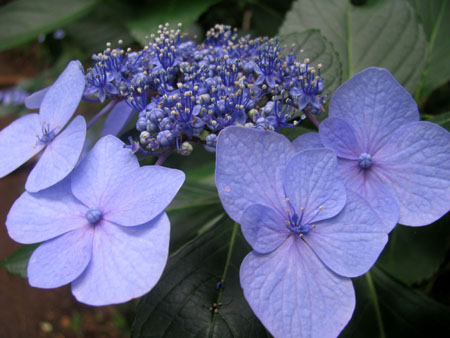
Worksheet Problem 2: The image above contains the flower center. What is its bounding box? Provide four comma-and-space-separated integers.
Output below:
284, 198, 323, 237
358, 153, 372, 169
85, 207, 103, 225
36, 123, 58, 145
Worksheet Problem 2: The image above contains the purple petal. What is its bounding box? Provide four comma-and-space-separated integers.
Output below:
25, 115, 86, 192
100, 101, 134, 137
39, 60, 85, 131
71, 135, 139, 208
320, 117, 361, 159
375, 121, 450, 226
28, 226, 93, 288
306, 190, 388, 277
6, 179, 88, 244
283, 149, 346, 223
240, 204, 289, 254
254, 75, 265, 86
337, 158, 399, 231
24, 87, 49, 109
215, 126, 296, 223
71, 213, 170, 306
329, 67, 419, 154
0, 113, 44, 178
266, 76, 276, 88
292, 132, 323, 152
103, 165, 185, 226
240, 237, 355, 338
298, 94, 309, 110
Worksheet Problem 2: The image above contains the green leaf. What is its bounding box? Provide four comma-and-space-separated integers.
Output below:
280, 29, 342, 94
131, 219, 269, 338
0, 0, 100, 52
279, 0, 427, 93
279, 125, 315, 141
126, 0, 216, 46
423, 111, 450, 130
341, 267, 450, 337
377, 215, 450, 286
410, 0, 450, 101
0, 244, 39, 278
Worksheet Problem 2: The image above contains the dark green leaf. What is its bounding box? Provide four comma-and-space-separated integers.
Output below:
377, 215, 450, 285
0, 0, 100, 52
423, 111, 450, 131
279, 0, 427, 93
131, 219, 269, 338
0, 244, 39, 278
280, 29, 342, 94
341, 267, 450, 338
126, 0, 217, 46
279, 125, 315, 141
410, 0, 450, 101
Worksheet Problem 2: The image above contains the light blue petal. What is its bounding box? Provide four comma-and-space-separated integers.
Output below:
6, 179, 88, 244
215, 126, 296, 223
24, 87, 49, 110
337, 158, 399, 231
240, 204, 289, 254
320, 118, 361, 159
0, 113, 44, 178
71, 213, 170, 306
375, 121, 450, 226
283, 149, 346, 224
100, 101, 134, 137
25, 115, 86, 192
292, 132, 323, 152
329, 67, 419, 154
306, 190, 388, 278
39, 60, 85, 131
103, 165, 185, 226
28, 226, 93, 288
71, 135, 139, 208
240, 237, 355, 338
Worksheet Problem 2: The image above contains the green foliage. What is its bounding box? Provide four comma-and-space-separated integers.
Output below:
0, 0, 100, 52
131, 219, 269, 338
0, 244, 39, 278
341, 267, 450, 337
424, 111, 450, 131
279, 0, 427, 93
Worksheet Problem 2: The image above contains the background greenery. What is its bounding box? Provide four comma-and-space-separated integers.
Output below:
0, 0, 449, 337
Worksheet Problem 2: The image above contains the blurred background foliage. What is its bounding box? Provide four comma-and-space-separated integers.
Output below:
0, 0, 449, 337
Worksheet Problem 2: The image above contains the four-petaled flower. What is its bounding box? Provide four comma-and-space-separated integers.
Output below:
215, 127, 388, 338
294, 67, 450, 230
0, 61, 86, 192
6, 135, 185, 306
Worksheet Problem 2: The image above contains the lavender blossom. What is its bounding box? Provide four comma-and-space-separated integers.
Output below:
6, 135, 185, 306
215, 127, 388, 338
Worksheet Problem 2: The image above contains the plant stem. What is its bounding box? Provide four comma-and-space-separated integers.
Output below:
305, 110, 320, 129
87, 100, 117, 129
154, 149, 173, 166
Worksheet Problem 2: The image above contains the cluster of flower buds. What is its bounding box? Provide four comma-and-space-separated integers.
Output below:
84, 24, 326, 156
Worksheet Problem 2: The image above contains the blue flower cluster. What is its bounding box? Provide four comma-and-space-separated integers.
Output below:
84, 24, 325, 154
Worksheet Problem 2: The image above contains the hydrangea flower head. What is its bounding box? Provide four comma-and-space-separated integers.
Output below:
6, 135, 185, 306
0, 61, 86, 192
215, 127, 388, 338
295, 68, 450, 230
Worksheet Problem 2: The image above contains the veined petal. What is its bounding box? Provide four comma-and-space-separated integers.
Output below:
329, 67, 419, 153
28, 226, 93, 288
103, 165, 185, 226
39, 60, 85, 131
0, 113, 44, 178
101, 101, 134, 137
283, 149, 346, 224
306, 190, 388, 278
24, 87, 49, 110
71, 213, 170, 306
292, 132, 323, 152
215, 126, 296, 223
337, 158, 399, 231
240, 204, 289, 254
240, 237, 355, 338
375, 121, 450, 226
71, 135, 139, 208
6, 179, 88, 244
320, 118, 361, 159
25, 115, 86, 192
